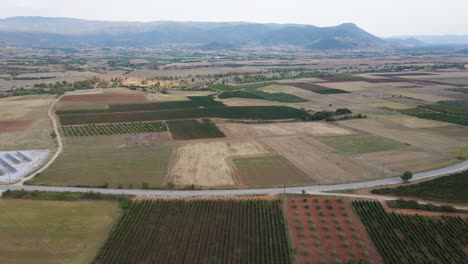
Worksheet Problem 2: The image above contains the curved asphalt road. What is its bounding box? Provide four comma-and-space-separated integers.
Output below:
1, 160, 467, 197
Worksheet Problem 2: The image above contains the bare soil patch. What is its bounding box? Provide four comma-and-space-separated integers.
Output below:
286, 197, 380, 264
0, 120, 32, 132
169, 140, 270, 187
60, 93, 147, 102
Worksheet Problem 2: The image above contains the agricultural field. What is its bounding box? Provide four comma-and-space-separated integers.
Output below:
287, 197, 380, 264
61, 121, 167, 137
167, 119, 225, 140
372, 170, 468, 204
259, 136, 378, 184
0, 199, 120, 264
218, 90, 307, 102
399, 100, 468, 126
322, 135, 405, 154
58, 106, 309, 125
286, 82, 350, 94
169, 140, 270, 187
93, 199, 291, 264
27, 135, 172, 188
220, 122, 354, 139
233, 155, 313, 187
353, 201, 468, 264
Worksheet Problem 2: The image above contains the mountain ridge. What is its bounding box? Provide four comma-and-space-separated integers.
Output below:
0, 16, 387, 50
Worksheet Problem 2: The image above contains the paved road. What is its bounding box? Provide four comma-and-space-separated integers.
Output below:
1, 159, 467, 197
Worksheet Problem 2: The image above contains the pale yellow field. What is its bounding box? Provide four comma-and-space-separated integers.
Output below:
259, 136, 378, 184
220, 122, 355, 139
170, 140, 270, 187
0, 118, 54, 150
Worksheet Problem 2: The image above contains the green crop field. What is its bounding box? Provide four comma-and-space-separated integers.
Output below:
62, 122, 167, 137
372, 170, 468, 204
323, 136, 404, 154
167, 119, 225, 140
313, 88, 350, 94
0, 199, 120, 264
56, 96, 226, 115
219, 91, 306, 102
93, 200, 291, 264
27, 136, 172, 188
353, 201, 468, 264
59, 106, 309, 125
233, 155, 313, 187
399, 100, 468, 126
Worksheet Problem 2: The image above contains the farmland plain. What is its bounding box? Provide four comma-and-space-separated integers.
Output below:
0, 199, 120, 264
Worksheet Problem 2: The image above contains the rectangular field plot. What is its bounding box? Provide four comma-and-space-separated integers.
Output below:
60, 93, 147, 102
286, 82, 350, 94
57, 96, 225, 115
62, 122, 167, 137
93, 200, 291, 264
218, 91, 307, 102
234, 155, 313, 187
170, 140, 270, 187
353, 201, 468, 264
287, 197, 380, 264
167, 119, 225, 140
322, 135, 404, 154
58, 106, 309, 125
0, 199, 120, 264
28, 136, 172, 188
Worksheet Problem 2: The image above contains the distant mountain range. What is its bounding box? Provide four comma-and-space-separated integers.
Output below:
0, 17, 387, 50
0, 17, 466, 50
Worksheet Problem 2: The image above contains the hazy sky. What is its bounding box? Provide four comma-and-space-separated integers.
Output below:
2, 0, 467, 36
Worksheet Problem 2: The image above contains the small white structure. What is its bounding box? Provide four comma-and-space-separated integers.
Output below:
0, 149, 51, 184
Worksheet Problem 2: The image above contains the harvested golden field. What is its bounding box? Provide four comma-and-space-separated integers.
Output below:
220, 122, 355, 139
358, 150, 454, 174
169, 140, 270, 187
259, 136, 378, 184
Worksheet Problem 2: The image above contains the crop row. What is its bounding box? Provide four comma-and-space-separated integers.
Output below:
56, 96, 225, 115
353, 200, 468, 264
167, 119, 225, 140
59, 106, 309, 125
218, 91, 306, 102
62, 122, 167, 137
93, 200, 291, 264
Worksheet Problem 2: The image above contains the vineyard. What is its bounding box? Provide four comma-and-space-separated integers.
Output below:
56, 96, 225, 115
61, 122, 167, 136
167, 119, 225, 140
399, 100, 468, 126
353, 201, 468, 264
93, 200, 291, 264
218, 91, 306, 102
372, 170, 468, 204
59, 106, 309, 125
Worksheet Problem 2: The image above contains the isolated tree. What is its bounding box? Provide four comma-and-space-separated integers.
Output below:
167, 181, 175, 190
401, 171, 413, 183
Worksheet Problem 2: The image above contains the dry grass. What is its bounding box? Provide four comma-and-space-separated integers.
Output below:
169, 140, 270, 187
0, 199, 120, 264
